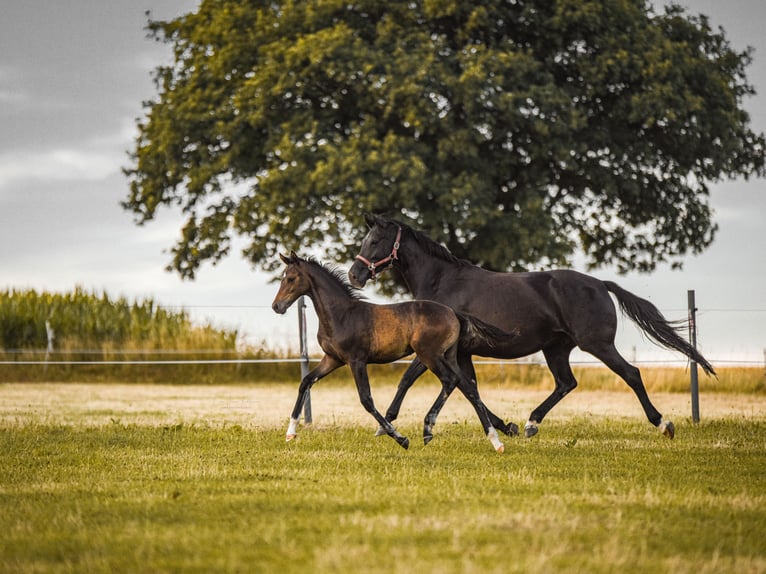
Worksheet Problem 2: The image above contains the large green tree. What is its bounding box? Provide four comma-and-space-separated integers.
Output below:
125, 0, 765, 279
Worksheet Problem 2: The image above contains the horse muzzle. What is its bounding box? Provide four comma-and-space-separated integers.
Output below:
272, 301, 288, 314
348, 263, 370, 288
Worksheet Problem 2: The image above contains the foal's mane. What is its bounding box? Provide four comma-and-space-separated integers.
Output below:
302, 256, 366, 300
387, 218, 474, 268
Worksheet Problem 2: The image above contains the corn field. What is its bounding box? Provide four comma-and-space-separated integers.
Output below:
0, 288, 289, 383
0, 287, 238, 351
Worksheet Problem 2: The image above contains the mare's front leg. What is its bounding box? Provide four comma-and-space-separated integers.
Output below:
423, 381, 455, 445
286, 354, 342, 441
375, 359, 428, 436
349, 361, 410, 450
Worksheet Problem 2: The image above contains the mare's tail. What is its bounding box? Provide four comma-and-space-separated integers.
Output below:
603, 281, 716, 376
456, 312, 518, 352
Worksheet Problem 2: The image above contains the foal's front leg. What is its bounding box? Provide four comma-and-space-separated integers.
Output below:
349, 361, 410, 450
286, 354, 342, 441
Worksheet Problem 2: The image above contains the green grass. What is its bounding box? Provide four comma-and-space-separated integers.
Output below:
2, 414, 765, 573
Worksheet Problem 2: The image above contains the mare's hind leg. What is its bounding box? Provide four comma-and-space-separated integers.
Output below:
349, 361, 410, 449
375, 359, 428, 436
526, 339, 579, 438
587, 344, 673, 438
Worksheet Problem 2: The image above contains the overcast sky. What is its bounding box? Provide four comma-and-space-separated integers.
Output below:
1, 1, 764, 364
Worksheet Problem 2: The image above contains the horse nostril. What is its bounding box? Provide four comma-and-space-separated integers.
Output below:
349, 270, 365, 288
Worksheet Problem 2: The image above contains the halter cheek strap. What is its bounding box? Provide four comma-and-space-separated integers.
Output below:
355, 226, 402, 281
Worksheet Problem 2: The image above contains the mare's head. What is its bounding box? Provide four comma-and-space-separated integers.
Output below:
348, 214, 403, 288
272, 251, 311, 314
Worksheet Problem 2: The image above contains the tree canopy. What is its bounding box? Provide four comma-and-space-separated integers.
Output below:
124, 0, 765, 279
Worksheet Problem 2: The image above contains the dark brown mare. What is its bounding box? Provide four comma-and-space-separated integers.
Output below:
271, 251, 517, 452
348, 215, 717, 440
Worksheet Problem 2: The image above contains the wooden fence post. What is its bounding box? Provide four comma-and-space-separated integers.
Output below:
687, 290, 700, 424
297, 296, 312, 424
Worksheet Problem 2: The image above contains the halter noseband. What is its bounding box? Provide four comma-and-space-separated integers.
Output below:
355, 226, 402, 281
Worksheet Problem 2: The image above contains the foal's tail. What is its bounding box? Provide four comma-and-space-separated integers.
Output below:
604, 281, 716, 376
456, 312, 518, 352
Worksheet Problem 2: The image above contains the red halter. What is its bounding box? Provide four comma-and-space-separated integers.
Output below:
355, 226, 402, 281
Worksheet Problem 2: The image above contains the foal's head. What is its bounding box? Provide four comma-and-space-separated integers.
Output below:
272, 251, 362, 314
272, 251, 312, 314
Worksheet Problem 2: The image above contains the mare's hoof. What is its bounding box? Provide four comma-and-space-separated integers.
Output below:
660, 420, 675, 439
423, 434, 433, 446
398, 436, 410, 450
524, 422, 539, 439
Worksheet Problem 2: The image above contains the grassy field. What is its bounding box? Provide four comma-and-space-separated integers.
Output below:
1, 381, 765, 573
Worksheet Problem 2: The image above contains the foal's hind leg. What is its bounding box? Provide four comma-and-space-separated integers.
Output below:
422, 354, 518, 441
458, 354, 518, 436
428, 356, 505, 453
349, 361, 410, 449
423, 353, 519, 444
587, 344, 674, 438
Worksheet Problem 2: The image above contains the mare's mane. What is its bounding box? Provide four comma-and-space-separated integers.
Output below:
301, 256, 366, 300
388, 218, 474, 268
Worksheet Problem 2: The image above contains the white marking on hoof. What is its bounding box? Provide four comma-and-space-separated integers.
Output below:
286, 417, 299, 441
487, 427, 505, 453
659, 419, 675, 439
524, 420, 539, 438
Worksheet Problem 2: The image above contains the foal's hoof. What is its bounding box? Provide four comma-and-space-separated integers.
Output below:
495, 443, 505, 454
285, 434, 297, 442
524, 421, 539, 438
659, 420, 675, 440
423, 433, 433, 446
504, 422, 520, 437
374, 426, 387, 437
397, 436, 410, 450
